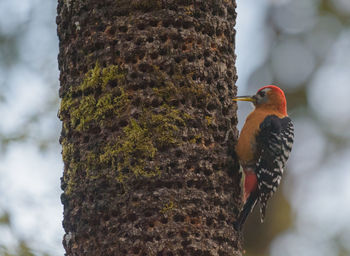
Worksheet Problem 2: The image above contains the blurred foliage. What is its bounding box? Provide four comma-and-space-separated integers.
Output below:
1, 242, 35, 256
0, 212, 10, 225
0, 0, 59, 154
0, 33, 19, 69
0, 0, 59, 255
0, 211, 50, 256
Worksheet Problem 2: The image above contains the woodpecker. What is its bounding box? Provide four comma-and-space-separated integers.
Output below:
233, 85, 294, 231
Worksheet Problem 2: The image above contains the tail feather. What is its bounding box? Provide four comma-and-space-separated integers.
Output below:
259, 196, 268, 223
233, 191, 258, 231
260, 202, 266, 223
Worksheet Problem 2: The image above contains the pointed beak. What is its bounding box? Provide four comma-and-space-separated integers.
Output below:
232, 96, 255, 102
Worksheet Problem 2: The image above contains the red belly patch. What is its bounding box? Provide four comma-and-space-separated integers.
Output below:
244, 171, 258, 202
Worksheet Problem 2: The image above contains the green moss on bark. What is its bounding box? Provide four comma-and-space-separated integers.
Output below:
59, 63, 127, 131
101, 119, 158, 182
71, 95, 96, 130
80, 63, 102, 91
98, 104, 189, 182
61, 138, 80, 195
60, 62, 210, 193
160, 201, 175, 214
62, 104, 189, 193
152, 65, 210, 106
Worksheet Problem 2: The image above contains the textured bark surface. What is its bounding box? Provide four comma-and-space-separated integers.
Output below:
57, 0, 241, 255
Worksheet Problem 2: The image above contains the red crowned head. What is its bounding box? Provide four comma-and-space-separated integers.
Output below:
233, 85, 288, 116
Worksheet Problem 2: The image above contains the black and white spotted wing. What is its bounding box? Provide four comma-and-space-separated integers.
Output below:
255, 115, 294, 222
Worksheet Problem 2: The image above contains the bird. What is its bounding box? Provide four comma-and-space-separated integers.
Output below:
232, 85, 294, 231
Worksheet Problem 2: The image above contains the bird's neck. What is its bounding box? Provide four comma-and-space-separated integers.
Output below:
255, 104, 287, 117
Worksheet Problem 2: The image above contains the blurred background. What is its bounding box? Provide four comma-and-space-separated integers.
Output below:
0, 0, 349, 255
236, 0, 350, 255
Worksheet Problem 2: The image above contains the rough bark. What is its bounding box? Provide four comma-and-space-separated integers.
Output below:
57, 0, 241, 255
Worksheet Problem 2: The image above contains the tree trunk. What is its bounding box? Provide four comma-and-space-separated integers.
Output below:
57, 0, 241, 255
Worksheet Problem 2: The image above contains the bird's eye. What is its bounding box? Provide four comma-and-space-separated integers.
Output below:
258, 91, 266, 97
